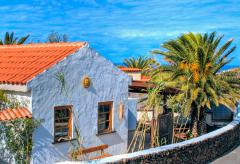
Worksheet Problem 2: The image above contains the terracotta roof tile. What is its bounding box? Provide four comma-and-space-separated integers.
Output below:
141, 75, 150, 81
221, 68, 240, 78
0, 42, 86, 85
0, 108, 32, 121
226, 68, 240, 72
119, 67, 142, 72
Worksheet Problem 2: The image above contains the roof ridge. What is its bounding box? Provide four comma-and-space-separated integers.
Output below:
0, 42, 87, 49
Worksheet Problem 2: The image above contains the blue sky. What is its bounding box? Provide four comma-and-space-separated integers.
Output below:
0, 0, 239, 66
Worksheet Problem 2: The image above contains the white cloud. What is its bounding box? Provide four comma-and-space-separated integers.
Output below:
115, 29, 190, 39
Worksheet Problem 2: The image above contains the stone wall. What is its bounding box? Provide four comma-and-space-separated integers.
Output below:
56, 108, 240, 164
95, 118, 240, 164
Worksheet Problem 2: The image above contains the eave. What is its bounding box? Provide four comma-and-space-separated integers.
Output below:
0, 83, 28, 92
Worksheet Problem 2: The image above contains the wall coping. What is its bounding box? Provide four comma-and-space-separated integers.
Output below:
56, 105, 240, 164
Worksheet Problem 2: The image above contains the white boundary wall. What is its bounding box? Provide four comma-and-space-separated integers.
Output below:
56, 104, 240, 164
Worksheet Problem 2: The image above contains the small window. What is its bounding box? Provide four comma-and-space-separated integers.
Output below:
98, 102, 113, 134
54, 106, 72, 142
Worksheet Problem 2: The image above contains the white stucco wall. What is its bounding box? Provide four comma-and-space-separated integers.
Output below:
27, 45, 130, 164
126, 72, 141, 80
137, 111, 153, 122
5, 91, 32, 111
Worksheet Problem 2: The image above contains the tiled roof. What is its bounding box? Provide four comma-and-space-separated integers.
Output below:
141, 75, 150, 81
119, 67, 142, 72
0, 42, 86, 85
226, 68, 240, 72
0, 108, 32, 121
229, 68, 240, 77
222, 68, 240, 78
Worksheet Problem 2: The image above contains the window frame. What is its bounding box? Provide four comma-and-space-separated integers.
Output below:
53, 105, 73, 143
97, 101, 113, 135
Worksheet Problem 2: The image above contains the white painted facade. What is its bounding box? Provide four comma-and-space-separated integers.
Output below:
3, 45, 132, 163
125, 72, 142, 81
5, 91, 32, 112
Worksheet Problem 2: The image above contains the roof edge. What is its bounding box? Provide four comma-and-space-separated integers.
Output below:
0, 42, 87, 49
0, 107, 32, 121
26, 42, 89, 88
0, 84, 29, 92
119, 67, 142, 72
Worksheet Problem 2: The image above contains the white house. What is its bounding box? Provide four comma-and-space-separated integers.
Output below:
0, 42, 132, 163
119, 67, 152, 123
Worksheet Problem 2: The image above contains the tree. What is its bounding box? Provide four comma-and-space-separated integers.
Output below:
47, 31, 68, 43
152, 32, 240, 136
123, 56, 154, 69
123, 56, 159, 75
0, 90, 41, 163
0, 118, 41, 164
0, 32, 29, 45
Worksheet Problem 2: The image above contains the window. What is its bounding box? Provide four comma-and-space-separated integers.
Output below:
54, 106, 72, 142
98, 102, 113, 134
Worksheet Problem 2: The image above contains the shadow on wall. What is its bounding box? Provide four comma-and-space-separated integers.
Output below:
212, 104, 233, 121
87, 81, 97, 95
31, 125, 70, 164
98, 132, 124, 146
128, 109, 137, 131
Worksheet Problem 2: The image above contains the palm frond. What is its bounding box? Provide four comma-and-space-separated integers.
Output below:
0, 32, 29, 45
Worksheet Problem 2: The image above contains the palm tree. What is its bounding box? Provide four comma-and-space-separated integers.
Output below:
0, 90, 8, 110
123, 56, 154, 69
152, 32, 240, 136
0, 32, 29, 45
123, 56, 159, 76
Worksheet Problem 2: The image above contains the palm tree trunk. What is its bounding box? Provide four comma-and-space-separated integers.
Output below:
190, 103, 198, 137
197, 107, 207, 135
